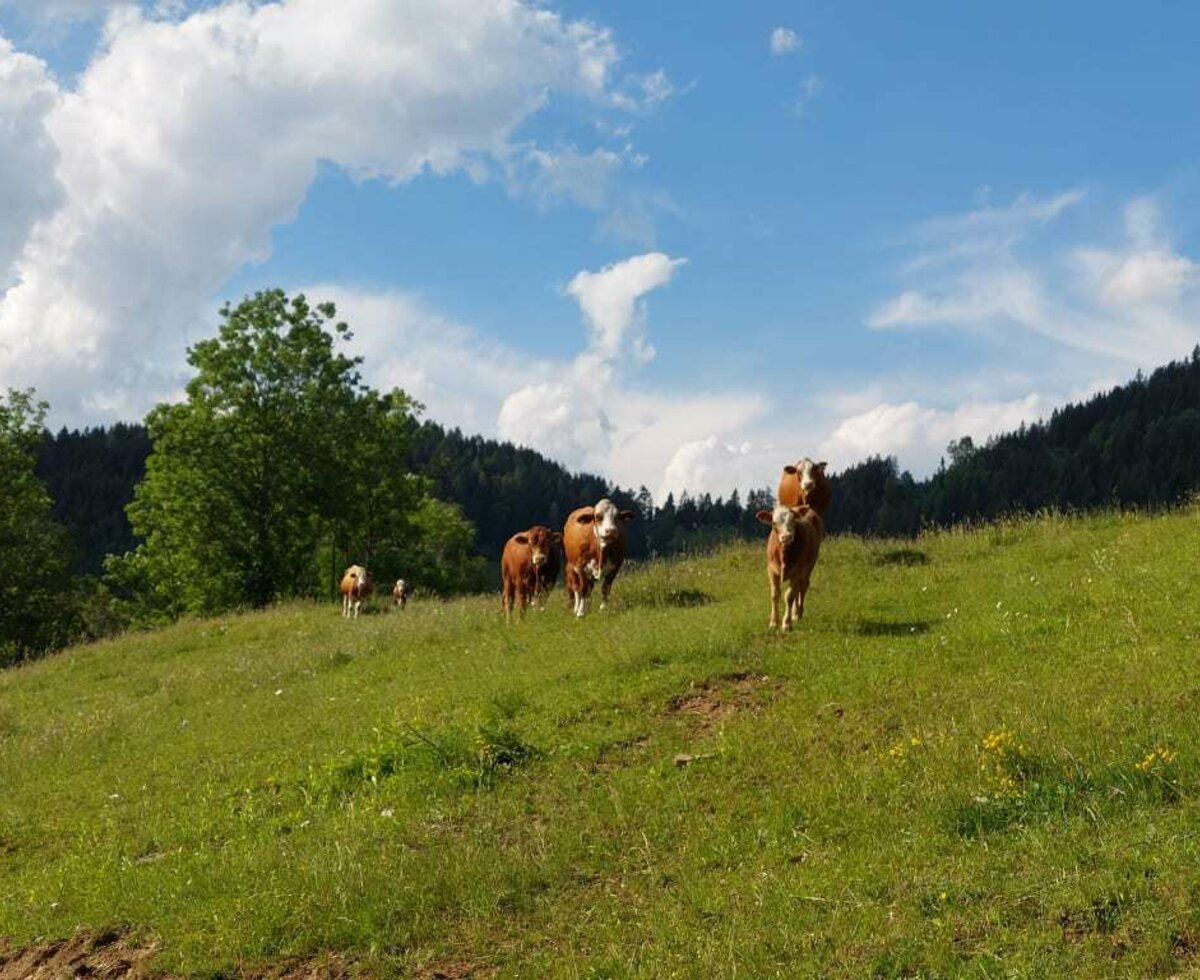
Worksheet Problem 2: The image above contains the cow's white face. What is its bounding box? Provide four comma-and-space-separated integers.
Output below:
796, 458, 824, 498
592, 498, 622, 546
770, 504, 801, 545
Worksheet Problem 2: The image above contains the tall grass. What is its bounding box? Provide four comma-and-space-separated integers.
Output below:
2, 507, 1200, 976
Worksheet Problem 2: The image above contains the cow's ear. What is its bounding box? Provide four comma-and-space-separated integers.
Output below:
618, 509, 637, 522
515, 534, 529, 545
756, 509, 774, 526
816, 461, 828, 472
575, 512, 595, 525
783, 465, 797, 475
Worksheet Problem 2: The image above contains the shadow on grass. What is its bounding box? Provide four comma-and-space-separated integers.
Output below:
626, 588, 716, 610
870, 548, 929, 567
855, 619, 934, 637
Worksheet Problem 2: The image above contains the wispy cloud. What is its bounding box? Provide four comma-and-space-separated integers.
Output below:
770, 26, 800, 56
867, 188, 1199, 366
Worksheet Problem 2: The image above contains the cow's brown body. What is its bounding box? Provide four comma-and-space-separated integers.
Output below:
562, 499, 635, 618
778, 458, 832, 516
757, 505, 823, 631
501, 525, 560, 622
339, 565, 372, 619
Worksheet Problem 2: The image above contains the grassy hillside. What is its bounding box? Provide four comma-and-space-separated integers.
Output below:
3, 509, 1200, 977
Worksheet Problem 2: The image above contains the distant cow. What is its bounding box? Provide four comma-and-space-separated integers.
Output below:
563, 498, 636, 618
392, 578, 410, 610
501, 525, 562, 623
339, 565, 372, 619
757, 504, 823, 632
778, 458, 831, 516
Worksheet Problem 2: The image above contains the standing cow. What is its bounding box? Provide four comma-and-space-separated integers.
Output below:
339, 565, 372, 619
392, 578, 410, 610
501, 525, 562, 623
563, 498, 636, 618
778, 458, 832, 516
757, 504, 823, 632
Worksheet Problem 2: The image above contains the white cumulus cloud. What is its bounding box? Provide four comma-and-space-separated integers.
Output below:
819, 393, 1051, 477
0, 36, 60, 286
0, 0, 662, 422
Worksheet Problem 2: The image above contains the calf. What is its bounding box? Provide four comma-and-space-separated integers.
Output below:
501, 525, 561, 623
392, 578, 410, 610
339, 564, 372, 619
757, 504, 823, 632
778, 458, 831, 516
562, 498, 636, 618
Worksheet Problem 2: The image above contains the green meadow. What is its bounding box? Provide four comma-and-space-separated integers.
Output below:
4, 508, 1200, 977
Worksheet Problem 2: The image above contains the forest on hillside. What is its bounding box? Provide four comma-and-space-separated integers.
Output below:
35, 346, 1200, 577
8, 340, 1200, 664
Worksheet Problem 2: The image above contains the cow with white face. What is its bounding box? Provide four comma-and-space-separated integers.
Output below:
562, 498, 636, 618
756, 503, 823, 632
778, 457, 831, 516
501, 525, 562, 623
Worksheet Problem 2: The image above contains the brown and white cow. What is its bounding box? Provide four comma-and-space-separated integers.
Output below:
501, 525, 562, 623
339, 564, 372, 619
757, 504, 823, 632
778, 457, 832, 516
392, 578, 410, 610
563, 498, 636, 618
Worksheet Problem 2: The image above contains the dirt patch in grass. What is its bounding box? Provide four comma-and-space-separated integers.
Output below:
0, 932, 368, 979
0, 929, 159, 980
666, 672, 784, 735
412, 960, 497, 979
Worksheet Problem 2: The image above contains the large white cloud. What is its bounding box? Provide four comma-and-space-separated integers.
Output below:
818, 394, 1051, 477
0, 36, 60, 286
497, 251, 687, 463
0, 0, 657, 419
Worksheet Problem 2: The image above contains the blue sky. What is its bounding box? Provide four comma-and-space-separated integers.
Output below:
1, 0, 1198, 498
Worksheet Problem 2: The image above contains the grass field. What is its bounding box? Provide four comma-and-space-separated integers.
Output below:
4, 508, 1200, 977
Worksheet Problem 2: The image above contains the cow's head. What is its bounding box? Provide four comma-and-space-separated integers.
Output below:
757, 504, 808, 546
516, 525, 560, 567
576, 498, 636, 547
784, 458, 827, 499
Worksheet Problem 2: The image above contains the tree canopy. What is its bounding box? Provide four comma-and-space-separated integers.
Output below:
109, 290, 483, 621
0, 389, 72, 664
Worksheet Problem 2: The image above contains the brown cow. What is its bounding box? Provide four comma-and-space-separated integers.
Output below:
778, 457, 831, 516
501, 525, 562, 623
563, 498, 636, 618
756, 504, 823, 632
339, 564, 372, 619
392, 578, 410, 610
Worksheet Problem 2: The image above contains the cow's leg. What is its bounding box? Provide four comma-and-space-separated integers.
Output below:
782, 582, 796, 631
502, 576, 514, 624
353, 597, 362, 619
600, 571, 616, 611
768, 569, 780, 630
342, 593, 350, 618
